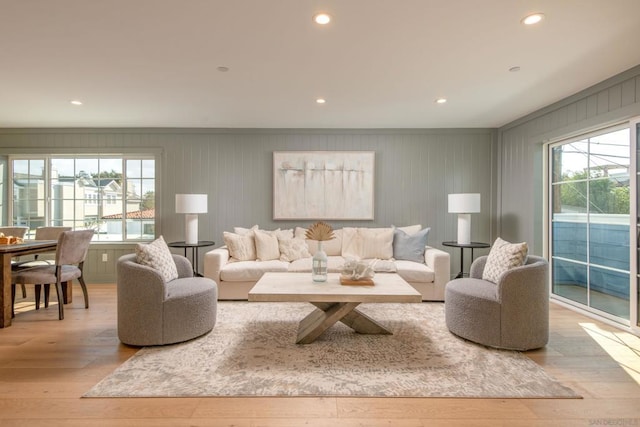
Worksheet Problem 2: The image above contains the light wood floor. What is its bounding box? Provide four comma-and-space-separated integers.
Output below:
1, 284, 639, 426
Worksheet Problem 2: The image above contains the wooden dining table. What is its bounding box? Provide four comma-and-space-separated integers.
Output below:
0, 240, 58, 328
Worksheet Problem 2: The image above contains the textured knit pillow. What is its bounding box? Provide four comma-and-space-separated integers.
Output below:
254, 229, 281, 261
393, 227, 430, 262
279, 238, 311, 262
135, 235, 178, 282
482, 237, 528, 283
223, 231, 257, 261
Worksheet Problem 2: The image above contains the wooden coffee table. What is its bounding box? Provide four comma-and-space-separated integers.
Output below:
248, 272, 422, 344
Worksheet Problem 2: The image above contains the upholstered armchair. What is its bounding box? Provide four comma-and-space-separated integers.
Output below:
116, 253, 218, 346
444, 255, 549, 350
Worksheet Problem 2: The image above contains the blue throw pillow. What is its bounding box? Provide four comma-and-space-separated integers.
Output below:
393, 227, 430, 263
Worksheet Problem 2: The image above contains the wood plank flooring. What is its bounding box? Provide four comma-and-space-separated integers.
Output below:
1, 284, 639, 426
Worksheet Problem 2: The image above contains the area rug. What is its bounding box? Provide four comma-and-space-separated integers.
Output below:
85, 302, 580, 398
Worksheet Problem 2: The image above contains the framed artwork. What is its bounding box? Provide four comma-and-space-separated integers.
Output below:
273, 151, 375, 220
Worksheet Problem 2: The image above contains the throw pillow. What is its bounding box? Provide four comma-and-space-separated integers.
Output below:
223, 231, 257, 261
234, 225, 258, 236
393, 227, 430, 262
254, 229, 281, 261
135, 235, 178, 282
279, 238, 311, 262
482, 237, 528, 283
296, 227, 343, 256
342, 228, 394, 260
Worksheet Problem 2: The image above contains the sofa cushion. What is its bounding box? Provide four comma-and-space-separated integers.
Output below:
393, 227, 430, 262
223, 231, 256, 261
220, 260, 289, 281
296, 227, 343, 256
279, 238, 311, 262
135, 236, 178, 282
254, 229, 281, 261
394, 260, 435, 283
342, 227, 394, 260
289, 256, 345, 273
482, 237, 528, 283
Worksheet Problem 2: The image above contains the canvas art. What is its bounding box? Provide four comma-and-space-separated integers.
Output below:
273, 151, 375, 220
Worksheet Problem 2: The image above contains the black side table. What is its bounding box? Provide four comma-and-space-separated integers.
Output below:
168, 240, 215, 277
442, 241, 490, 278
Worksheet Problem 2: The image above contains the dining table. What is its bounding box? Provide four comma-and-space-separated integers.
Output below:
0, 240, 59, 328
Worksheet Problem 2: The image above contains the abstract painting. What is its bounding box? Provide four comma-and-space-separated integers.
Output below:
273, 151, 375, 220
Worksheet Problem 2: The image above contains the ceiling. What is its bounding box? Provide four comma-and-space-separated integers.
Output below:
2, 0, 640, 129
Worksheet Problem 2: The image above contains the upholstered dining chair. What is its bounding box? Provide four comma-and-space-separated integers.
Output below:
0, 226, 30, 297
11, 229, 94, 320
12, 226, 72, 304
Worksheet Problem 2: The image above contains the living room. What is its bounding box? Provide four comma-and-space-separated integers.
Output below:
1, 1, 640, 425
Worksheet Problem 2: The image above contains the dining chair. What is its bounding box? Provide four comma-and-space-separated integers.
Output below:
0, 226, 30, 297
11, 229, 94, 320
12, 226, 72, 304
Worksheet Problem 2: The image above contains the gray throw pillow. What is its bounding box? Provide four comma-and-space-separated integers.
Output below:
393, 227, 430, 263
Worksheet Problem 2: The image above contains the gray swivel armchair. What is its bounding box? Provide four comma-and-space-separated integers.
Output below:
117, 253, 218, 346
444, 255, 549, 351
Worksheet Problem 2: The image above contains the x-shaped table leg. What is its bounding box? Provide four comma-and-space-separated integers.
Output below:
296, 301, 392, 344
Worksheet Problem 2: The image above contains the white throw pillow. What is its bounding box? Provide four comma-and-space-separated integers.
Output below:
135, 235, 178, 282
234, 225, 258, 236
482, 237, 528, 283
296, 227, 343, 256
254, 229, 281, 261
279, 238, 311, 262
223, 231, 257, 261
342, 227, 394, 260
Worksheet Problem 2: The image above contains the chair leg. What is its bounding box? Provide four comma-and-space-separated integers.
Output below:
78, 276, 89, 309
35, 285, 41, 310
21, 284, 26, 298
54, 280, 64, 320
62, 282, 68, 304
11, 284, 16, 318
44, 284, 50, 308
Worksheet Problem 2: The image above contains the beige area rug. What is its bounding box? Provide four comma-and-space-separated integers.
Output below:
85, 302, 580, 398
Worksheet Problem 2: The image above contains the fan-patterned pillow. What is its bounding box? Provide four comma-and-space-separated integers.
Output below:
482, 237, 528, 283
135, 236, 179, 282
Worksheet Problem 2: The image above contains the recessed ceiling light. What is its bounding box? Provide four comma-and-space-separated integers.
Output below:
70, 100, 83, 106
316, 98, 326, 104
217, 66, 229, 72
509, 66, 521, 72
521, 13, 544, 25
313, 13, 331, 25
435, 98, 447, 104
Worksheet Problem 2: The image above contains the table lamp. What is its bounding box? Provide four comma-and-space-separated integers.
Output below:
175, 194, 207, 245
448, 193, 480, 245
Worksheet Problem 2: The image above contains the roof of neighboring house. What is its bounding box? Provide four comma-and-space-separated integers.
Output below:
102, 208, 154, 219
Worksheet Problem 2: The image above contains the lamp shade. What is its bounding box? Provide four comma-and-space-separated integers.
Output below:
176, 194, 208, 214
448, 193, 481, 213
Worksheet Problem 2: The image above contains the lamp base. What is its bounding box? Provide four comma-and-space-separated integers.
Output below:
457, 213, 471, 245
185, 214, 199, 245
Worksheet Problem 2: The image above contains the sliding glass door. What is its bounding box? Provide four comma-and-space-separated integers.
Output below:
550, 126, 631, 323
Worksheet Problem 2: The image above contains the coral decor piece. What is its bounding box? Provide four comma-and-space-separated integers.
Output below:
341, 259, 376, 281
305, 221, 335, 241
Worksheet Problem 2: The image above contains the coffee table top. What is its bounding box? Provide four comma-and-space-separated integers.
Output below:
248, 272, 422, 303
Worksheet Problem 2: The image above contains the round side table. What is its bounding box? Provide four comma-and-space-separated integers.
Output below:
442, 241, 490, 278
168, 240, 215, 277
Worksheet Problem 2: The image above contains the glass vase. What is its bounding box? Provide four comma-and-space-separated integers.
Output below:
312, 241, 328, 282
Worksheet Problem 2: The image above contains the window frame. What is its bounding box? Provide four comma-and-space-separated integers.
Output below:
7, 153, 158, 243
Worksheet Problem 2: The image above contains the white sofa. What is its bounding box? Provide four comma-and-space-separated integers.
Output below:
203, 225, 450, 301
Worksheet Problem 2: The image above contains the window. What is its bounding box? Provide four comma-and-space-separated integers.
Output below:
549, 126, 631, 322
10, 156, 156, 242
